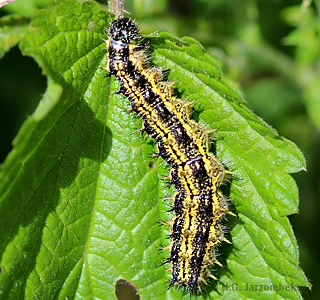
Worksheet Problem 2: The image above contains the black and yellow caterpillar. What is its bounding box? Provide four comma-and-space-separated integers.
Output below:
105, 17, 231, 293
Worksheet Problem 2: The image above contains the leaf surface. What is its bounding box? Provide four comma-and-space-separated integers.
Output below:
0, 14, 30, 58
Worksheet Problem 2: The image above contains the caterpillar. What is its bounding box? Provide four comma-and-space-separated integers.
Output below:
105, 17, 231, 293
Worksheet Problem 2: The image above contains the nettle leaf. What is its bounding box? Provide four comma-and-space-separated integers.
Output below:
0, 0, 309, 299
0, 14, 30, 59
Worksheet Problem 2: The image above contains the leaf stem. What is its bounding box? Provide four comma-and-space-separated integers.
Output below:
108, 0, 124, 18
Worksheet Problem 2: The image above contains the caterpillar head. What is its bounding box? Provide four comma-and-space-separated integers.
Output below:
109, 17, 139, 44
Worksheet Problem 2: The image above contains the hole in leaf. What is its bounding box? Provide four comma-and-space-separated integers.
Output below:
148, 160, 155, 169
0, 47, 46, 163
115, 279, 140, 300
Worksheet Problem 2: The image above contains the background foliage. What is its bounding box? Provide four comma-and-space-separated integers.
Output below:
0, 0, 318, 299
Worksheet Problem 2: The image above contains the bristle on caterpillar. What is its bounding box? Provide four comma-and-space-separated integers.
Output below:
105, 16, 232, 293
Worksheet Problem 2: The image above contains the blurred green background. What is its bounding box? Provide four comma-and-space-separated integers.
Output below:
0, 0, 318, 299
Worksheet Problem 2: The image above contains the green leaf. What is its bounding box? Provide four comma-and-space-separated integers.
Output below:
304, 78, 320, 132
0, 0, 309, 299
0, 14, 30, 59
1, 0, 54, 18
